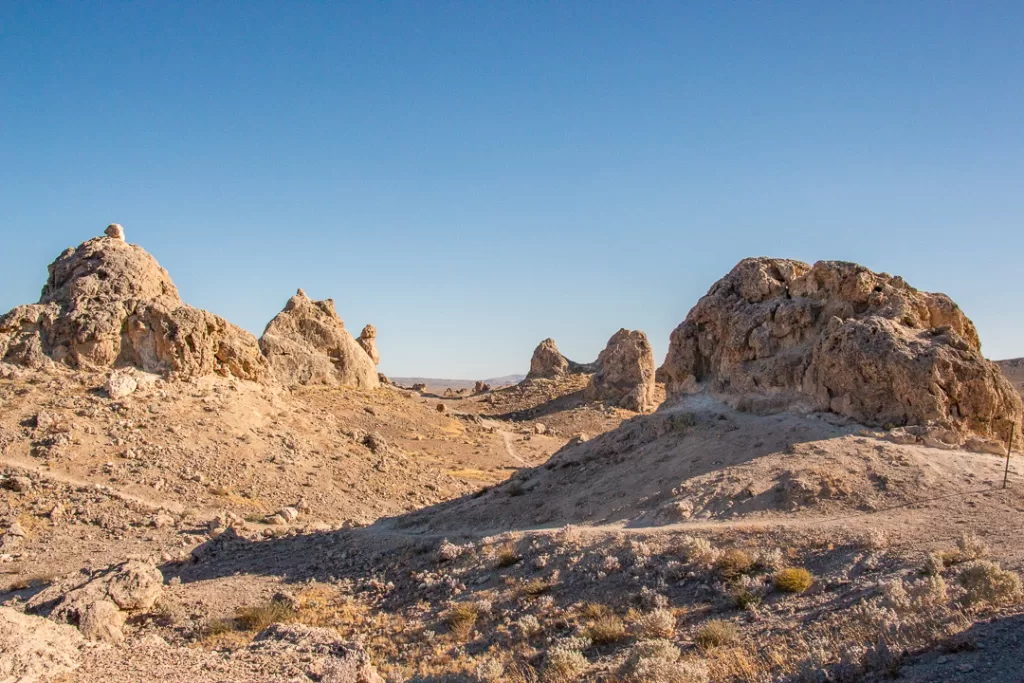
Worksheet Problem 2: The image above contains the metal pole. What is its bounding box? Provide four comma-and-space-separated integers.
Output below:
1004, 423, 1015, 489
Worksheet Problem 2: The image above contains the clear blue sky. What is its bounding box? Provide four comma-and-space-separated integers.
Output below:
2, 2, 1022, 378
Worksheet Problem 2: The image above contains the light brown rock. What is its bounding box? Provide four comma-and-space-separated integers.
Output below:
77, 598, 125, 644
260, 290, 379, 389
357, 324, 379, 365
0, 232, 266, 381
104, 223, 125, 240
104, 369, 137, 399
661, 257, 1023, 443
0, 606, 84, 682
585, 329, 657, 412
527, 338, 569, 379
106, 559, 163, 611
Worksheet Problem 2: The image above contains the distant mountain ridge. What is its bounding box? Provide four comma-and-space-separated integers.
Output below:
390, 374, 524, 390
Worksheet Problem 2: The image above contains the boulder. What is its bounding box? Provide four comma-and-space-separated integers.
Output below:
0, 607, 84, 682
104, 223, 125, 240
357, 324, 379, 365
585, 329, 657, 412
473, 381, 491, 394
105, 369, 137, 399
0, 229, 266, 381
259, 290, 379, 389
661, 258, 1022, 443
106, 559, 164, 611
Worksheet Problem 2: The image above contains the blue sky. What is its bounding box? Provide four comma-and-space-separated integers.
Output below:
2, 2, 1022, 378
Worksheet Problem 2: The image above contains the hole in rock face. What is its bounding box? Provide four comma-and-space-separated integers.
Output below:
97, 270, 109, 281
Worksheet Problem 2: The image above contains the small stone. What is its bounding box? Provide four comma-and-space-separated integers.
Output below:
105, 370, 138, 399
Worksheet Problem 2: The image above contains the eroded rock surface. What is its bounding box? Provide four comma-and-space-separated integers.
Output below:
260, 290, 379, 389
0, 607, 85, 682
585, 329, 657, 412
0, 230, 266, 381
661, 257, 1022, 443
526, 338, 593, 380
357, 324, 379, 365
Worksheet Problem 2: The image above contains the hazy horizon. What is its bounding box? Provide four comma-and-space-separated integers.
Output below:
3, 3, 1023, 377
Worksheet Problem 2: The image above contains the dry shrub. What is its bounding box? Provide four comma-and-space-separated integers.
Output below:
941, 532, 989, 567
515, 614, 542, 638
235, 597, 297, 632
542, 646, 588, 682
731, 588, 762, 610
446, 602, 480, 640
621, 640, 709, 683
695, 619, 739, 649
580, 602, 612, 620
585, 613, 627, 644
634, 608, 676, 639
475, 658, 506, 681
958, 560, 1022, 606
497, 542, 521, 567
679, 535, 719, 568
522, 578, 554, 596
774, 567, 813, 593
716, 549, 754, 580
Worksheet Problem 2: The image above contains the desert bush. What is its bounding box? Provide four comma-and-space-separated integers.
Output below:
474, 658, 505, 681
446, 602, 481, 640
774, 567, 814, 593
958, 560, 1022, 606
882, 575, 948, 611
695, 619, 739, 649
515, 614, 542, 638
235, 597, 297, 632
634, 608, 676, 639
716, 549, 754, 580
586, 613, 627, 644
754, 547, 785, 572
941, 532, 989, 567
437, 539, 466, 562
620, 640, 709, 683
731, 588, 763, 610
497, 542, 521, 567
679, 535, 719, 567
522, 578, 554, 596
542, 646, 588, 682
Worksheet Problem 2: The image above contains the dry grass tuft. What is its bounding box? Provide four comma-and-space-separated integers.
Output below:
496, 542, 521, 567
694, 619, 739, 650
634, 608, 676, 639
445, 602, 481, 640
542, 646, 588, 682
715, 549, 754, 580
235, 597, 298, 632
585, 613, 627, 644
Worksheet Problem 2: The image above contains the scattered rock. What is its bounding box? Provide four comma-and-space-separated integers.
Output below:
661, 258, 1023, 443
105, 369, 138, 399
260, 289, 378, 389
585, 329, 657, 412
473, 381, 491, 394
363, 432, 389, 455
2, 475, 32, 493
436, 403, 447, 414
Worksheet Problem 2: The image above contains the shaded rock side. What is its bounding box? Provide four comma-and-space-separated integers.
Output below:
260, 290, 379, 389
661, 257, 1022, 441
585, 328, 657, 412
0, 232, 266, 381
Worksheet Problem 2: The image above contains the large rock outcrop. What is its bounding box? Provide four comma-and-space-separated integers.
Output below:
526, 338, 595, 380
585, 329, 657, 412
0, 607, 85, 682
260, 290, 379, 389
661, 257, 1022, 443
0, 229, 266, 381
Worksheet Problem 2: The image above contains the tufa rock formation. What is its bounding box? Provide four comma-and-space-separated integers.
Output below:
528, 338, 568, 378
260, 289, 379, 389
0, 228, 266, 381
357, 324, 379, 365
104, 223, 125, 240
526, 337, 594, 379
661, 257, 1022, 444
585, 328, 657, 412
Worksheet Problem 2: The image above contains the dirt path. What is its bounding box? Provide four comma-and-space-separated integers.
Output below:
478, 418, 531, 467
